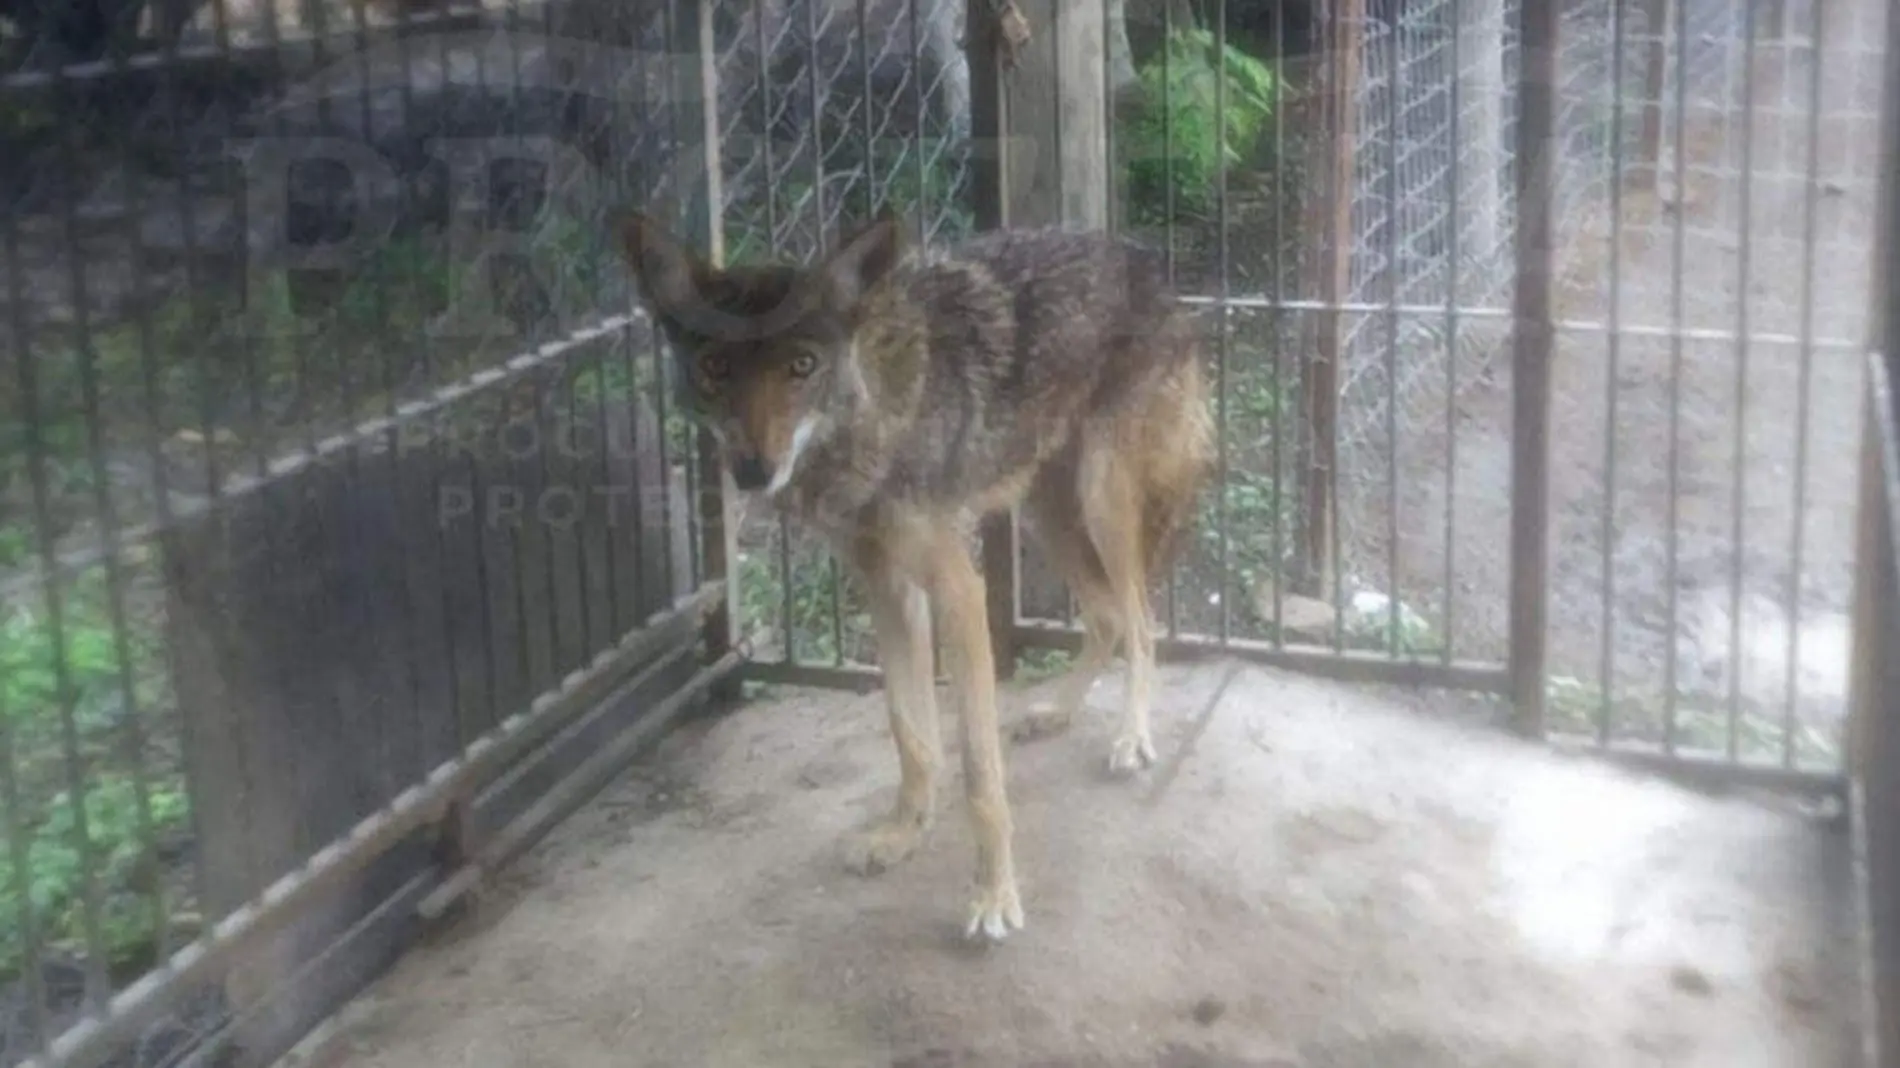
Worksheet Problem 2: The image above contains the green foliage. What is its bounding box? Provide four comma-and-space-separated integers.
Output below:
0, 775, 190, 978
1124, 27, 1280, 224
1011, 648, 1075, 686
736, 544, 873, 667
0, 571, 188, 981
1545, 675, 1843, 768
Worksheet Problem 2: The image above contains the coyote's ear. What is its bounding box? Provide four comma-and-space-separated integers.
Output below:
617, 211, 703, 315
818, 209, 908, 311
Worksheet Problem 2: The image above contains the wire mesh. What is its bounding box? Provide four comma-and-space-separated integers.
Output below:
713, 0, 973, 671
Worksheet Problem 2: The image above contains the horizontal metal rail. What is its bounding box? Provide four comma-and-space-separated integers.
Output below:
417, 649, 744, 920
0, 1, 503, 92
1172, 294, 1863, 352
16, 580, 724, 1068
0, 311, 650, 605
1011, 619, 1511, 693
1546, 735, 1849, 798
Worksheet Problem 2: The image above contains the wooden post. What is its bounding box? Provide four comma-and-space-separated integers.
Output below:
966, 0, 1111, 677
1635, 0, 1670, 193
1298, 0, 1362, 599
1508, 0, 1557, 738
673, 0, 742, 701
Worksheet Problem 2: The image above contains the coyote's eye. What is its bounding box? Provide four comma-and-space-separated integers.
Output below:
788, 351, 818, 378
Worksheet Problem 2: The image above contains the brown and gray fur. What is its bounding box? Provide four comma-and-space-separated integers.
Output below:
617, 210, 1214, 942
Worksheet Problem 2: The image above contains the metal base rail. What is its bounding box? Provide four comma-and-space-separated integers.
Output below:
742, 620, 1513, 696
18, 581, 726, 1068
418, 649, 744, 920
1010, 619, 1512, 693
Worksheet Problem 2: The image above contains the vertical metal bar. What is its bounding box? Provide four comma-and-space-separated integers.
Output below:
566, 361, 598, 663
0, 686, 49, 1053
1214, 0, 1232, 647
836, 0, 879, 666
1162, 0, 1181, 643
1326, 0, 1363, 655
9, 177, 112, 1010
1308, 0, 1362, 621
909, 0, 930, 244
1268, 0, 1287, 649
83, 19, 177, 967
379, 0, 441, 783
339, 0, 409, 804
1637, 0, 1670, 192
966, 0, 1018, 677
1102, 0, 1117, 234
1383, 1, 1403, 656
1441, 0, 1462, 665
1782, 0, 1826, 770
779, 0, 831, 666
1662, 0, 1688, 755
1598, 0, 1631, 745
1508, 0, 1558, 737
1725, 0, 1757, 763
501, 0, 572, 688
680, 0, 738, 690
1052, 0, 1065, 226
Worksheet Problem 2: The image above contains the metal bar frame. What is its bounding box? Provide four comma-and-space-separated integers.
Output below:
15, 585, 726, 1068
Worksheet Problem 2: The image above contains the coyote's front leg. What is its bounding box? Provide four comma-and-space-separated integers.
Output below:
928, 535, 1024, 942
845, 574, 941, 876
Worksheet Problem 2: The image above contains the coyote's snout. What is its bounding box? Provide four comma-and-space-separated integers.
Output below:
618, 209, 1214, 943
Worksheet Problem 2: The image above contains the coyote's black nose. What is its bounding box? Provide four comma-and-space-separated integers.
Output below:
731, 454, 771, 491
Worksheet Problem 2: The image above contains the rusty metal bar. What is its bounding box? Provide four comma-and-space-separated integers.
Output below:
1508, 0, 1559, 737
13, 584, 723, 1068
1302, 0, 1362, 604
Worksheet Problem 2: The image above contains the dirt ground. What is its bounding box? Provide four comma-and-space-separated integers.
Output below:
302, 661, 1859, 1068
1385, 0, 1885, 754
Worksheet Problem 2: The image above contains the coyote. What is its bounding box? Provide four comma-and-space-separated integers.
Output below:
617, 210, 1214, 942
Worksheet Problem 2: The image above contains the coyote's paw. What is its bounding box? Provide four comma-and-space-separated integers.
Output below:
842, 817, 927, 877
1106, 730, 1157, 776
964, 879, 1026, 942
1007, 702, 1075, 746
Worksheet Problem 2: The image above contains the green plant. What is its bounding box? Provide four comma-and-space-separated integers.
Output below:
1, 570, 189, 981
736, 541, 874, 667
1124, 26, 1280, 224
0, 774, 190, 978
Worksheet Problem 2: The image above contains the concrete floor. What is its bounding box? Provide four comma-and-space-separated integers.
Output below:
308, 662, 1863, 1068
